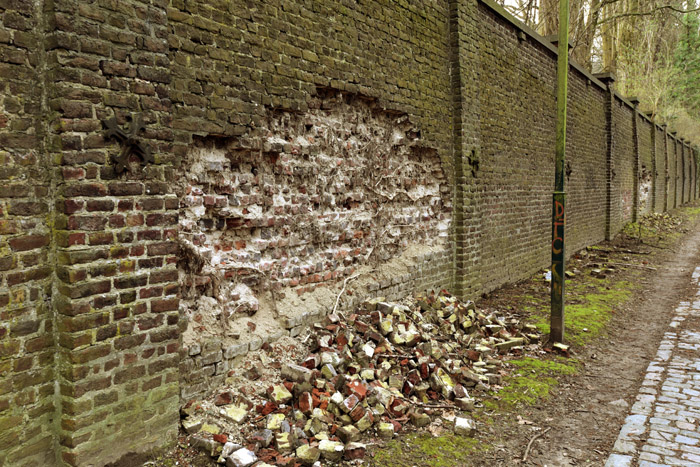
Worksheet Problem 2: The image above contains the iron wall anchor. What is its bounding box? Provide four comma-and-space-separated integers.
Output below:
103, 114, 154, 174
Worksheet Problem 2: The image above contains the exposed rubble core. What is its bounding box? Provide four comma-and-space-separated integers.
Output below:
180, 291, 543, 466
177, 92, 450, 354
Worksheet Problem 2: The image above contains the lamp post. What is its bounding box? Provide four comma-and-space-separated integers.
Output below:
550, 0, 569, 343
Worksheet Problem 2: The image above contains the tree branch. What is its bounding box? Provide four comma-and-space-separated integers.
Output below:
599, 4, 700, 24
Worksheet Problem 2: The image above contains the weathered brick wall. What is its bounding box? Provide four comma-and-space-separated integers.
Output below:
167, 0, 456, 400
610, 97, 636, 233
1, 0, 699, 465
0, 1, 55, 465
476, 2, 609, 293
638, 118, 654, 216
692, 147, 698, 200
451, 0, 484, 299
679, 143, 685, 204
654, 125, 667, 212
477, 4, 554, 292
683, 143, 693, 203
670, 138, 678, 208
560, 69, 608, 254
48, 0, 180, 465
667, 134, 675, 209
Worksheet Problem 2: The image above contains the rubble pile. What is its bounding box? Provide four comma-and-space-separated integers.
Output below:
181, 291, 542, 467
640, 212, 682, 232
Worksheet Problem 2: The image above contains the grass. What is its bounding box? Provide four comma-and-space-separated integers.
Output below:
527, 277, 636, 346
484, 356, 579, 410
371, 432, 488, 467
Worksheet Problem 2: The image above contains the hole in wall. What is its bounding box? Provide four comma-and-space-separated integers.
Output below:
176, 89, 450, 346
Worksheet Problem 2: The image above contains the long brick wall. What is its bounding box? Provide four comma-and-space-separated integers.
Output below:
0, 0, 698, 464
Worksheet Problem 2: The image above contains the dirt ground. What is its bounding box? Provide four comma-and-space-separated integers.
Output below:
453, 206, 700, 467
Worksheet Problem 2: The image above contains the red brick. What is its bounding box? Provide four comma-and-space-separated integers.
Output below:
108, 182, 143, 196
138, 257, 163, 268
69, 344, 111, 364
9, 234, 49, 252
149, 269, 178, 284
137, 230, 160, 241
146, 213, 177, 226
63, 183, 108, 197
126, 213, 144, 226
113, 365, 145, 384
62, 167, 86, 180
113, 334, 146, 350
147, 242, 178, 256
109, 214, 126, 228
8, 201, 48, 216
63, 199, 84, 214
151, 298, 178, 313
149, 327, 178, 343
88, 232, 113, 245
68, 233, 86, 246
137, 315, 163, 331
86, 200, 115, 212
67, 215, 108, 231
64, 280, 111, 299
139, 287, 163, 299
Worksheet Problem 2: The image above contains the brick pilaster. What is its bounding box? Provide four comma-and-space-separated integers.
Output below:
47, 0, 180, 464
449, 0, 482, 298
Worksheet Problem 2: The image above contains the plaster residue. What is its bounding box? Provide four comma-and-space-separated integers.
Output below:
639, 166, 652, 211
177, 91, 450, 346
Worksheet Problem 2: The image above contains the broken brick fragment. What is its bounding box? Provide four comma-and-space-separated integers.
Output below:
298, 392, 313, 415
259, 401, 278, 415
214, 391, 233, 406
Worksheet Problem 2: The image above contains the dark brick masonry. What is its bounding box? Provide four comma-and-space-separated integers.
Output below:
0, 0, 697, 465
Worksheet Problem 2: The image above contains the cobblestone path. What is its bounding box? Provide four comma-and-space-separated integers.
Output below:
606, 267, 700, 466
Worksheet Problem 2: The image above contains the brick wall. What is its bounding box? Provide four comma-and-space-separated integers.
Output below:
176, 93, 453, 399
654, 125, 666, 212
166, 0, 456, 401
638, 118, 654, 216
609, 98, 636, 233
1, 0, 699, 464
679, 143, 685, 204
476, 1, 612, 293
0, 0, 55, 465
683, 143, 693, 203
47, 0, 180, 464
564, 68, 609, 254
477, 4, 554, 293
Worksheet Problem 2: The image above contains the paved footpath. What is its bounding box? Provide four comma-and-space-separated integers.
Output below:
606, 267, 700, 466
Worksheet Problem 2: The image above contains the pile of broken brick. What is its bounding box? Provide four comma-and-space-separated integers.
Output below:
181, 290, 543, 467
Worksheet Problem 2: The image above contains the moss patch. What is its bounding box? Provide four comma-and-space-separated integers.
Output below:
488, 357, 578, 410
371, 432, 488, 467
529, 278, 635, 346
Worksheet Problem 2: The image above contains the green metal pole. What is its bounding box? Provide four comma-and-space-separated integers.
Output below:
551, 0, 569, 344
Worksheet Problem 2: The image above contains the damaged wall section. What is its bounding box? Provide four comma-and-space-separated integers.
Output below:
178, 92, 452, 399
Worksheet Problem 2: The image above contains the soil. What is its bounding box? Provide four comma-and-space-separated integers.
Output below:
461, 207, 700, 466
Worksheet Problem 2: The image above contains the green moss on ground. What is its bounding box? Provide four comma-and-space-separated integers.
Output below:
484, 356, 578, 410
529, 278, 635, 346
371, 432, 488, 467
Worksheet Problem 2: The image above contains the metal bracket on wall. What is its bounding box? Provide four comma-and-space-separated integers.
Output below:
103, 114, 154, 174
